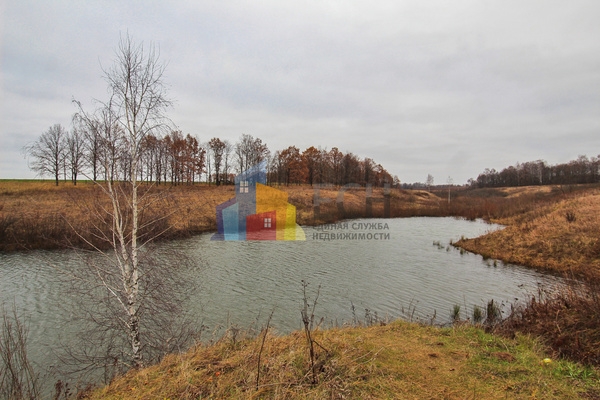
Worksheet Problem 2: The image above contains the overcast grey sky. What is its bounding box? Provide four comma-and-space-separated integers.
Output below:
1, 0, 599, 183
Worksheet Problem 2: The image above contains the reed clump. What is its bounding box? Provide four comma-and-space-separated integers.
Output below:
496, 278, 600, 367
472, 305, 484, 324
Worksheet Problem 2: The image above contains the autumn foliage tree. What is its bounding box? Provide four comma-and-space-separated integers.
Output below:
302, 146, 321, 186
266, 145, 392, 187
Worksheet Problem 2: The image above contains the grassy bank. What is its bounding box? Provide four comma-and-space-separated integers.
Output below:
455, 186, 600, 280
89, 320, 599, 399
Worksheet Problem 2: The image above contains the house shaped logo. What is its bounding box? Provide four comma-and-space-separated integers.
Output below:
211, 162, 306, 241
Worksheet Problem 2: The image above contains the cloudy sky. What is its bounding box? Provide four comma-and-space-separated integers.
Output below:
1, 1, 599, 184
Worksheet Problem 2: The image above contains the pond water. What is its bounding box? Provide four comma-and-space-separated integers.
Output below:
0, 217, 562, 390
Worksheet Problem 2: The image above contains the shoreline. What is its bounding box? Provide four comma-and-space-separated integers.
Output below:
2, 180, 599, 282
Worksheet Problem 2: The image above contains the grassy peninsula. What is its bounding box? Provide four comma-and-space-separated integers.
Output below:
456, 186, 600, 280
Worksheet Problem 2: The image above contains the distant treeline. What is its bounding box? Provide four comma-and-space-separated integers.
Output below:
25, 122, 396, 188
470, 155, 600, 188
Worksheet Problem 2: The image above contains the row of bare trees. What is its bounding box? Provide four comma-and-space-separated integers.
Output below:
471, 156, 600, 188
26, 126, 394, 187
24, 123, 84, 186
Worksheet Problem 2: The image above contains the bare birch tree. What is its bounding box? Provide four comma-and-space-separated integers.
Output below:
100, 34, 172, 369
72, 34, 172, 370
426, 174, 434, 191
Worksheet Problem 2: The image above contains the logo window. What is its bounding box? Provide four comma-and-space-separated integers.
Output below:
240, 180, 249, 193
264, 217, 272, 228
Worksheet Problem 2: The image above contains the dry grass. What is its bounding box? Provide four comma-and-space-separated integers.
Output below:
456, 188, 600, 279
0, 181, 235, 251
88, 320, 599, 399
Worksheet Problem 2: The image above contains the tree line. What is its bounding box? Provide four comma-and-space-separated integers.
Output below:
25, 124, 395, 188
471, 155, 600, 188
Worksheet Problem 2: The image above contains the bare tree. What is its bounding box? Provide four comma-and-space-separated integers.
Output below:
73, 114, 102, 181
140, 134, 160, 182
74, 34, 172, 370
73, 101, 124, 183
55, 246, 200, 385
426, 174, 434, 191
208, 137, 225, 185
101, 34, 172, 368
235, 134, 252, 173
0, 305, 40, 400
329, 147, 344, 186
24, 124, 67, 186
204, 140, 212, 184
235, 134, 269, 173
342, 152, 360, 185
362, 157, 375, 186
66, 122, 86, 185
222, 139, 233, 185
184, 134, 201, 184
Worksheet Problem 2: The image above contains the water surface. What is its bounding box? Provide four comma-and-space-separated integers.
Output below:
0, 217, 561, 389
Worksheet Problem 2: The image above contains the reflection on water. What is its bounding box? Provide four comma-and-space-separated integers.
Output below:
0, 217, 562, 390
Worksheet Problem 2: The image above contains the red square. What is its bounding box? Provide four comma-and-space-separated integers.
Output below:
246, 211, 277, 240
